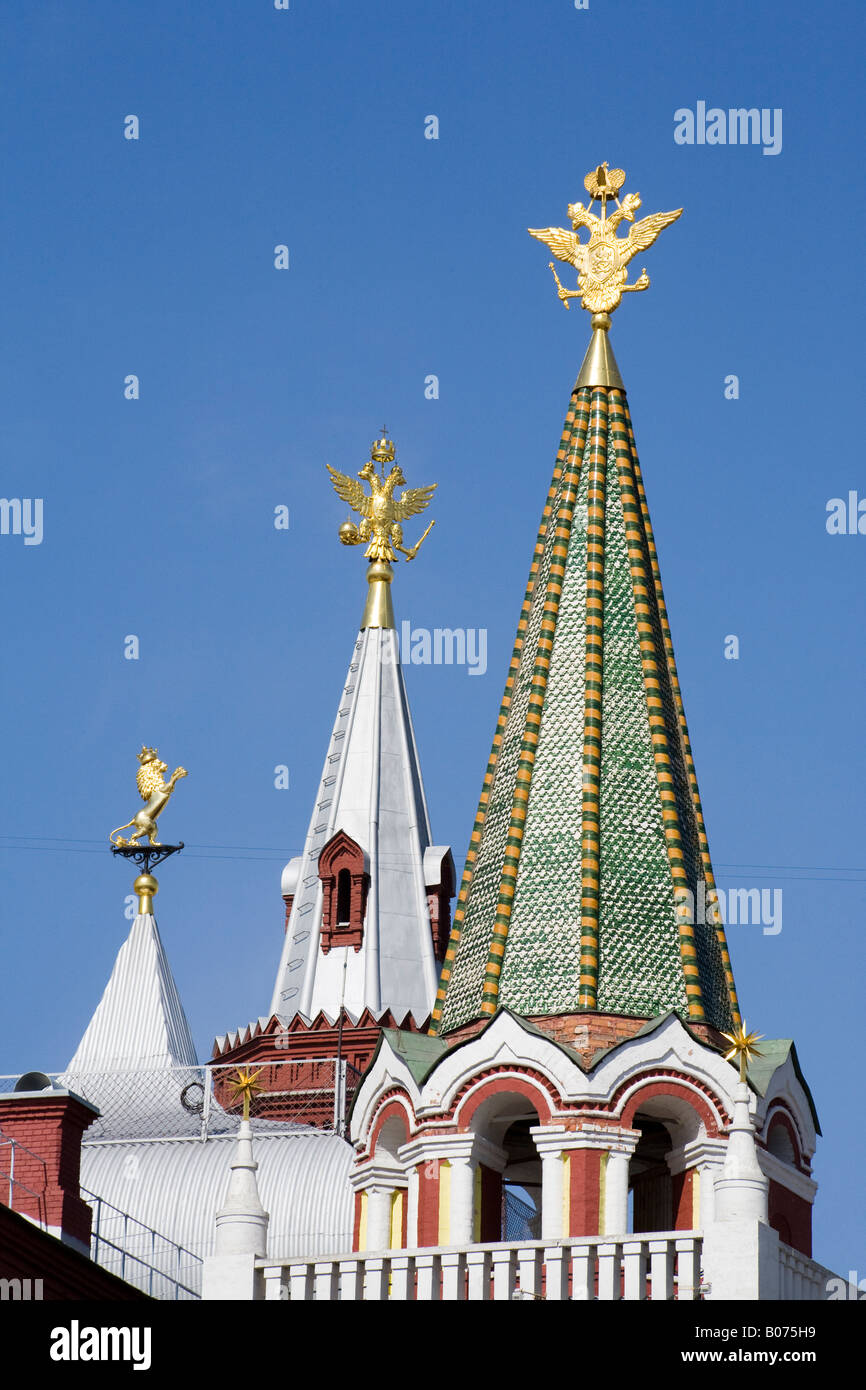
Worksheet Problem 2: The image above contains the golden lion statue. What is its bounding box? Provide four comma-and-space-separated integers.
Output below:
110, 747, 187, 847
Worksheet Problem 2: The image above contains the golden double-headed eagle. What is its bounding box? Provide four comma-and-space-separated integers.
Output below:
529, 163, 682, 314
327, 436, 436, 564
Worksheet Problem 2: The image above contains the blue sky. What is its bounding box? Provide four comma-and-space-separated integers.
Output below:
0, 1, 863, 1275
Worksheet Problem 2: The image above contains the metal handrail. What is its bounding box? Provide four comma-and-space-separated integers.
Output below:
0, 1132, 49, 1226
82, 1186, 201, 1300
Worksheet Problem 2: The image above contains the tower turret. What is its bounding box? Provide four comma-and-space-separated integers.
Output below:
348, 168, 819, 1261
212, 435, 454, 1122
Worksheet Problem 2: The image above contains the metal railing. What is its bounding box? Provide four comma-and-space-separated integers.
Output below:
0, 1133, 48, 1228
83, 1188, 202, 1300
258, 1232, 704, 1301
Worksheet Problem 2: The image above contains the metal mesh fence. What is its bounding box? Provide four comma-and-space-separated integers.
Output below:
502, 1186, 541, 1242
0, 1058, 362, 1142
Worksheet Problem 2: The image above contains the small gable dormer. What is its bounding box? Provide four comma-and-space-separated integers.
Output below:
318, 830, 370, 954
424, 846, 456, 962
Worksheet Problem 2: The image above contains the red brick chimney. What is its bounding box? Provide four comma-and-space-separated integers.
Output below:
0, 1079, 99, 1255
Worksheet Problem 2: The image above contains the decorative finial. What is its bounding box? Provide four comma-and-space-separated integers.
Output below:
528, 163, 682, 315
722, 1021, 764, 1084
371, 427, 395, 463
229, 1067, 264, 1124
327, 435, 437, 630
109, 747, 188, 913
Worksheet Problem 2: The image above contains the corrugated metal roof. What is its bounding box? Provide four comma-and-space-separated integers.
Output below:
81, 1130, 354, 1263
68, 914, 197, 1073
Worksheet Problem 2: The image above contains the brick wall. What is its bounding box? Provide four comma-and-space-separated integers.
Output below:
0, 1092, 98, 1248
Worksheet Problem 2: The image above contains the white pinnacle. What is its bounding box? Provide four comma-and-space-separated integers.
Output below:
713, 1081, 769, 1223
214, 1120, 270, 1258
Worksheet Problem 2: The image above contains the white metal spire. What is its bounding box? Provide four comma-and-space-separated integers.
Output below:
68, 912, 197, 1073
270, 624, 444, 1024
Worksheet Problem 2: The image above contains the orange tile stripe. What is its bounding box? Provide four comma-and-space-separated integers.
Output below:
609, 389, 706, 1021
578, 390, 609, 1008
429, 389, 592, 1032
621, 400, 741, 1028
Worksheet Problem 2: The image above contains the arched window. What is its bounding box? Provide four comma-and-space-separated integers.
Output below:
318, 830, 370, 954
766, 1114, 798, 1166
336, 869, 352, 927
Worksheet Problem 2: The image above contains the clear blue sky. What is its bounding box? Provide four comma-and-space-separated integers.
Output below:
0, 1, 863, 1276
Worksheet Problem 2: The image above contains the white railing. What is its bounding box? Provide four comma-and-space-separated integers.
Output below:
258, 1232, 703, 1301
778, 1243, 847, 1301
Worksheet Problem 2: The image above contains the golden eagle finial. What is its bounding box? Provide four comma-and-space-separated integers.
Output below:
529, 163, 682, 315
327, 432, 436, 565
327, 432, 438, 630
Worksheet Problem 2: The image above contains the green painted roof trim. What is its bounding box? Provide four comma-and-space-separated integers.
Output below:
375, 1008, 719, 1091
350, 1016, 819, 1140
745, 1038, 821, 1136
346, 1027, 448, 1126
380, 1028, 450, 1083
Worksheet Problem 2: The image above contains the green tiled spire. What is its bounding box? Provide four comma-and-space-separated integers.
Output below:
431, 349, 740, 1037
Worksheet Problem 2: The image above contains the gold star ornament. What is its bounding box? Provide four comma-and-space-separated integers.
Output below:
722, 1022, 764, 1084
229, 1067, 264, 1123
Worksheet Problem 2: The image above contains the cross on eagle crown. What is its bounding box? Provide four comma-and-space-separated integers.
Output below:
529, 162, 683, 315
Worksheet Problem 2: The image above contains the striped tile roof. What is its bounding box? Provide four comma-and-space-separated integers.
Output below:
432, 346, 741, 1036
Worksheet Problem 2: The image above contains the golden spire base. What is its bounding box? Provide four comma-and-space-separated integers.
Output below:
361, 559, 396, 630
134, 873, 158, 915
575, 312, 624, 390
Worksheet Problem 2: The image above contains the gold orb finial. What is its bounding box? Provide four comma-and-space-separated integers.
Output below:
133, 873, 158, 914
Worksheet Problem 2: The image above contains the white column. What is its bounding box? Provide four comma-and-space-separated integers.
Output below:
366, 1185, 393, 1251
671, 1137, 726, 1231
532, 1124, 638, 1240
530, 1127, 572, 1241
400, 1133, 506, 1248
350, 1157, 407, 1251
604, 1149, 631, 1236
698, 1161, 720, 1225
449, 1156, 475, 1245
539, 1151, 565, 1240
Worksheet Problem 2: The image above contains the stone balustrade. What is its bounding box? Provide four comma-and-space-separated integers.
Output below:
258, 1231, 704, 1301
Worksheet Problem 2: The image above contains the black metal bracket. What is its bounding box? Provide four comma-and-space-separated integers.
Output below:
110, 842, 184, 875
